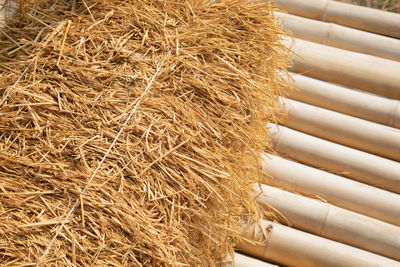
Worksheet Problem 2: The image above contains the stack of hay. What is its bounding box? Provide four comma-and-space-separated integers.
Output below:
0, 0, 289, 265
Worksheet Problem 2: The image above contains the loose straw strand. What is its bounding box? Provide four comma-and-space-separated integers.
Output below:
35, 59, 164, 266
57, 20, 72, 67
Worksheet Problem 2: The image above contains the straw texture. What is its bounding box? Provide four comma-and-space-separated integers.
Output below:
0, 0, 289, 266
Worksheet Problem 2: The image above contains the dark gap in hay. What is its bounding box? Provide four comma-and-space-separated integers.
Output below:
0, 0, 290, 265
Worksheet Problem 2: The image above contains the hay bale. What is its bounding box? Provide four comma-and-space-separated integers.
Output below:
0, 0, 289, 265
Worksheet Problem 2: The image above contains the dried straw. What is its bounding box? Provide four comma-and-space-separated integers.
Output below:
0, 0, 289, 265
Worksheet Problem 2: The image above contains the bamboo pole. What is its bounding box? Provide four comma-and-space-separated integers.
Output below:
280, 98, 400, 161
286, 38, 400, 99
276, 12, 400, 62
284, 73, 400, 128
262, 153, 400, 227
237, 220, 400, 267
255, 184, 400, 261
268, 124, 400, 194
224, 253, 279, 267
274, 0, 400, 38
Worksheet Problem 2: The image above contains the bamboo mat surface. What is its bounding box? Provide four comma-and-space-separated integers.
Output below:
234, 1, 400, 266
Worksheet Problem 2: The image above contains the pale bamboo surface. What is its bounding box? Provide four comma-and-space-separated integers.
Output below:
287, 38, 400, 99
238, 220, 400, 267
274, 0, 400, 38
276, 12, 400, 62
280, 98, 400, 161
262, 153, 400, 226
224, 253, 279, 267
255, 184, 400, 261
284, 73, 400, 128
268, 124, 400, 194
246, 2, 400, 266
